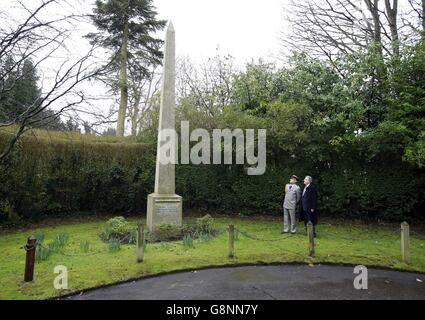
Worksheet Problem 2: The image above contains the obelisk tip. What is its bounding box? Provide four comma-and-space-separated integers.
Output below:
167, 20, 174, 32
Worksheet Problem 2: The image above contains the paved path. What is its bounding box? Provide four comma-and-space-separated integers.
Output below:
66, 264, 425, 300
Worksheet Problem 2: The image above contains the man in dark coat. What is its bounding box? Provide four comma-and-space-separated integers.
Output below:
300, 176, 318, 237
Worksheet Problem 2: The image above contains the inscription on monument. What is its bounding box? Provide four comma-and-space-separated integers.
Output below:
156, 204, 178, 216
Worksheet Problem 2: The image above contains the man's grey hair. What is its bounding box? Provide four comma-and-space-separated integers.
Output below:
305, 176, 313, 182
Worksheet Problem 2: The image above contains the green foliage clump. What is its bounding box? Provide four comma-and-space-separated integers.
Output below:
198, 233, 214, 243
34, 233, 45, 244
34, 233, 69, 263
35, 234, 49, 263
99, 216, 136, 244
192, 214, 218, 238
51, 234, 69, 249
148, 223, 182, 243
80, 240, 90, 253
108, 239, 121, 253
35, 245, 51, 263
182, 234, 193, 248
148, 215, 219, 243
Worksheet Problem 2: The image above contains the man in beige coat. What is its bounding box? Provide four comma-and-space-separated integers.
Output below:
282, 175, 301, 233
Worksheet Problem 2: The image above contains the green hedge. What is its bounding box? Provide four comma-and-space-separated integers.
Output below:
0, 133, 155, 221
177, 162, 425, 220
1, 132, 425, 222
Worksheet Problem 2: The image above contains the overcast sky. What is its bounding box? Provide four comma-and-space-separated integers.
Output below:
154, 0, 288, 66
1, 0, 291, 130
1, 0, 289, 69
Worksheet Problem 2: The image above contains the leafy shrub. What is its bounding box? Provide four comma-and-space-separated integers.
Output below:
35, 244, 51, 263
180, 215, 220, 244
147, 216, 220, 244
99, 216, 136, 244
198, 233, 213, 243
80, 240, 90, 253
34, 233, 68, 262
193, 214, 218, 237
182, 234, 193, 247
35, 233, 49, 263
52, 233, 69, 248
181, 223, 193, 236
148, 223, 182, 242
108, 239, 121, 252
35, 232, 45, 244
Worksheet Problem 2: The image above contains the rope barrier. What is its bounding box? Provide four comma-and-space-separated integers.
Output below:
219, 225, 408, 245
216, 225, 309, 259
264, 240, 310, 260
411, 230, 425, 240
222, 224, 416, 262
234, 227, 293, 242
27, 233, 137, 258
317, 227, 401, 242
215, 224, 409, 260
36, 243, 102, 257
21, 223, 425, 265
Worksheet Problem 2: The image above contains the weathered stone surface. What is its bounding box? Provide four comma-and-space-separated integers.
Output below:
147, 193, 182, 231
155, 21, 176, 195
147, 21, 182, 232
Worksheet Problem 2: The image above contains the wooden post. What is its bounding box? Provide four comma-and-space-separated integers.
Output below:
307, 222, 315, 257
137, 224, 145, 263
401, 221, 410, 264
24, 236, 37, 282
228, 225, 235, 258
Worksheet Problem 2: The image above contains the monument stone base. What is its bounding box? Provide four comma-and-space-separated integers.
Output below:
147, 193, 182, 232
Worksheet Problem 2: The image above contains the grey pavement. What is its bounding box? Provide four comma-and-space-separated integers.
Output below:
65, 264, 425, 300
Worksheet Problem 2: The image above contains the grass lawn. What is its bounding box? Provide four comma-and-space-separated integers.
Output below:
0, 214, 424, 300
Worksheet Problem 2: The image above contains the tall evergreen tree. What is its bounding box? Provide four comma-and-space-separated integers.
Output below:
14, 59, 41, 113
86, 0, 166, 136
0, 57, 66, 130
0, 58, 40, 123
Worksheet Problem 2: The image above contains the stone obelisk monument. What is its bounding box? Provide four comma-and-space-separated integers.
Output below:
147, 21, 182, 232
